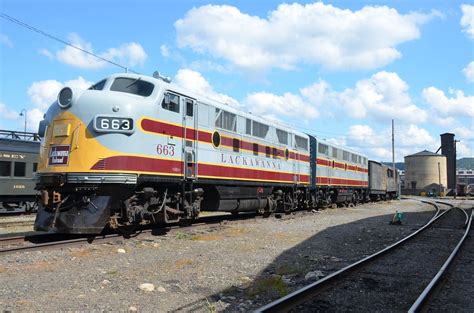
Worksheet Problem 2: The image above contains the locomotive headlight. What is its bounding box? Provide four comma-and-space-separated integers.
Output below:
58, 87, 73, 108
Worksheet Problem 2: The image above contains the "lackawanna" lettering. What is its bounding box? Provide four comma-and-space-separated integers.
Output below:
221, 153, 282, 170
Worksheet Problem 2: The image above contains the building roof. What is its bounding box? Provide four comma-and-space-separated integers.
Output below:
405, 150, 445, 158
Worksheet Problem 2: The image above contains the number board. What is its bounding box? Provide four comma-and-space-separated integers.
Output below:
94, 116, 134, 134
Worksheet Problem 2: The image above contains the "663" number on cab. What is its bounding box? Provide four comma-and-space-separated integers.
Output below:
94, 116, 134, 134
156, 144, 175, 156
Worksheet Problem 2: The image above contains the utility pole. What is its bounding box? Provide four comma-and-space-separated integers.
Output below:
392, 119, 399, 198
438, 162, 441, 196
19, 109, 27, 139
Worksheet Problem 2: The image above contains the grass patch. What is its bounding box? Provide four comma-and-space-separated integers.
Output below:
175, 258, 193, 268
247, 275, 288, 298
191, 234, 224, 241
175, 232, 189, 240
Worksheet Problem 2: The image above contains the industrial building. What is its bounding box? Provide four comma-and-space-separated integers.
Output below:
403, 150, 447, 196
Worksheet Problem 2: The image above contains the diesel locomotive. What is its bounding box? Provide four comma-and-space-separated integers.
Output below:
34, 72, 398, 234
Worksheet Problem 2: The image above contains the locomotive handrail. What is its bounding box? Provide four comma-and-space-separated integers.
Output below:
0, 129, 41, 141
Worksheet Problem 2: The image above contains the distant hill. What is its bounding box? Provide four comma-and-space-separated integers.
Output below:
457, 157, 474, 169
381, 158, 474, 171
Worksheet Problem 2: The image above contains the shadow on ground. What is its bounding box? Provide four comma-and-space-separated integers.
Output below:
169, 206, 437, 312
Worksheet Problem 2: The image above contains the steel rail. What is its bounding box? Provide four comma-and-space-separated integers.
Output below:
0, 233, 121, 255
408, 207, 473, 313
0, 235, 26, 243
256, 201, 448, 312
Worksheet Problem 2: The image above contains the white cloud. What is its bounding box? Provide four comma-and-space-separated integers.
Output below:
337, 71, 427, 123
27, 80, 64, 110
461, 4, 474, 39
102, 42, 147, 67
0, 33, 13, 48
345, 123, 439, 161
27, 76, 92, 110
463, 61, 474, 82
160, 44, 170, 58
244, 91, 320, 121
0, 102, 19, 120
246, 71, 425, 124
242, 80, 327, 121
174, 69, 240, 107
452, 125, 474, 141
175, 3, 440, 73
46, 33, 147, 70
26, 77, 93, 129
26, 108, 45, 132
422, 86, 474, 118
38, 48, 54, 59
456, 142, 472, 158
398, 124, 437, 147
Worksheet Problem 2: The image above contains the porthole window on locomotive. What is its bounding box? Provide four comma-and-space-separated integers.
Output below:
212, 131, 221, 148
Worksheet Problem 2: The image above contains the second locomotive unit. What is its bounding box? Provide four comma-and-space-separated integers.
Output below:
34, 72, 397, 234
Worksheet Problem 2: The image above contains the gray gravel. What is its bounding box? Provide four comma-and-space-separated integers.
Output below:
0, 199, 458, 312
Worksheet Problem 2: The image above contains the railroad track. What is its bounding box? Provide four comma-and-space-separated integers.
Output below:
256, 200, 473, 312
0, 210, 283, 255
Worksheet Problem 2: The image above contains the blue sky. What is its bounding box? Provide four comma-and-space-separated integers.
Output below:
0, 0, 473, 162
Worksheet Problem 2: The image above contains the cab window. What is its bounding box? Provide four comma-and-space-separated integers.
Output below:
162, 93, 180, 113
110, 77, 154, 97
88, 79, 107, 91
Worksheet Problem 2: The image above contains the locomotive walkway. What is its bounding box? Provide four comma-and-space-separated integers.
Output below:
256, 200, 473, 312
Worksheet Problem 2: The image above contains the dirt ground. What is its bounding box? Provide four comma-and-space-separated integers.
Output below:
0, 199, 469, 312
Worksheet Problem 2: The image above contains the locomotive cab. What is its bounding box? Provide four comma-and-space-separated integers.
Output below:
34, 74, 166, 233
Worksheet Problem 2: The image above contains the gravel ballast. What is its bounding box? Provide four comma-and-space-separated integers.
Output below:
0, 199, 466, 311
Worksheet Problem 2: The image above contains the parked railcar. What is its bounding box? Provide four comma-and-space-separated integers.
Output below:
368, 161, 398, 200
0, 130, 41, 213
33, 72, 396, 234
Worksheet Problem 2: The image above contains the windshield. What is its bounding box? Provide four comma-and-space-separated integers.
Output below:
110, 77, 154, 97
88, 79, 107, 91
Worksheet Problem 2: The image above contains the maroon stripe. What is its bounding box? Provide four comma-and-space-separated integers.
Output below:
317, 177, 368, 186
90, 155, 309, 183
91, 156, 183, 174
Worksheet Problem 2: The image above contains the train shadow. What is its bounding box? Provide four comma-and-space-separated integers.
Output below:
169, 206, 436, 312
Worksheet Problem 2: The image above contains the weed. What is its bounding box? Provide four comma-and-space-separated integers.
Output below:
247, 275, 288, 298
205, 298, 216, 313
175, 232, 189, 240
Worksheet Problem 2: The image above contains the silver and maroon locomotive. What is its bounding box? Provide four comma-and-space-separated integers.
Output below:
34, 72, 398, 234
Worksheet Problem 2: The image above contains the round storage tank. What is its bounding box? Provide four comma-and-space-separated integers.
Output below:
404, 150, 447, 194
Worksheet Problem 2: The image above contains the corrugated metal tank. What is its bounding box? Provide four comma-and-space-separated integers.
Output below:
404, 150, 447, 193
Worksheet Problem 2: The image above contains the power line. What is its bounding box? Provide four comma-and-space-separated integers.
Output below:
0, 12, 139, 74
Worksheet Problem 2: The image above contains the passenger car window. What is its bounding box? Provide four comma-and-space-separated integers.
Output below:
162, 93, 180, 113
110, 77, 154, 97
0, 161, 11, 176
14, 162, 26, 177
